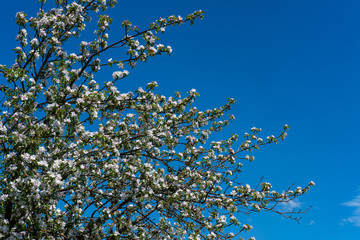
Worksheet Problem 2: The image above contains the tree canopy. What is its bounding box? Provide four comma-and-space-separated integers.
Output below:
0, 0, 314, 239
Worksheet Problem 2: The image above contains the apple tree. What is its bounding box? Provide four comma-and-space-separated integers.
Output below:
0, 0, 314, 239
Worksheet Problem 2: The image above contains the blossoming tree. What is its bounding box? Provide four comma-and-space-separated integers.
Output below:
0, 0, 314, 239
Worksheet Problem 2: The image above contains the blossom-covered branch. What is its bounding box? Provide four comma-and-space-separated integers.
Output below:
0, 0, 313, 239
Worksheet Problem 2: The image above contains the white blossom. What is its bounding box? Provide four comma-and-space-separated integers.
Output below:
0, 1, 312, 239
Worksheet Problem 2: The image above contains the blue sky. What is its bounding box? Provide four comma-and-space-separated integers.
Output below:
1, 0, 360, 239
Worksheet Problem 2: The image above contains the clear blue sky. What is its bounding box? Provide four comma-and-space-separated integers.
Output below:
1, 0, 360, 239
